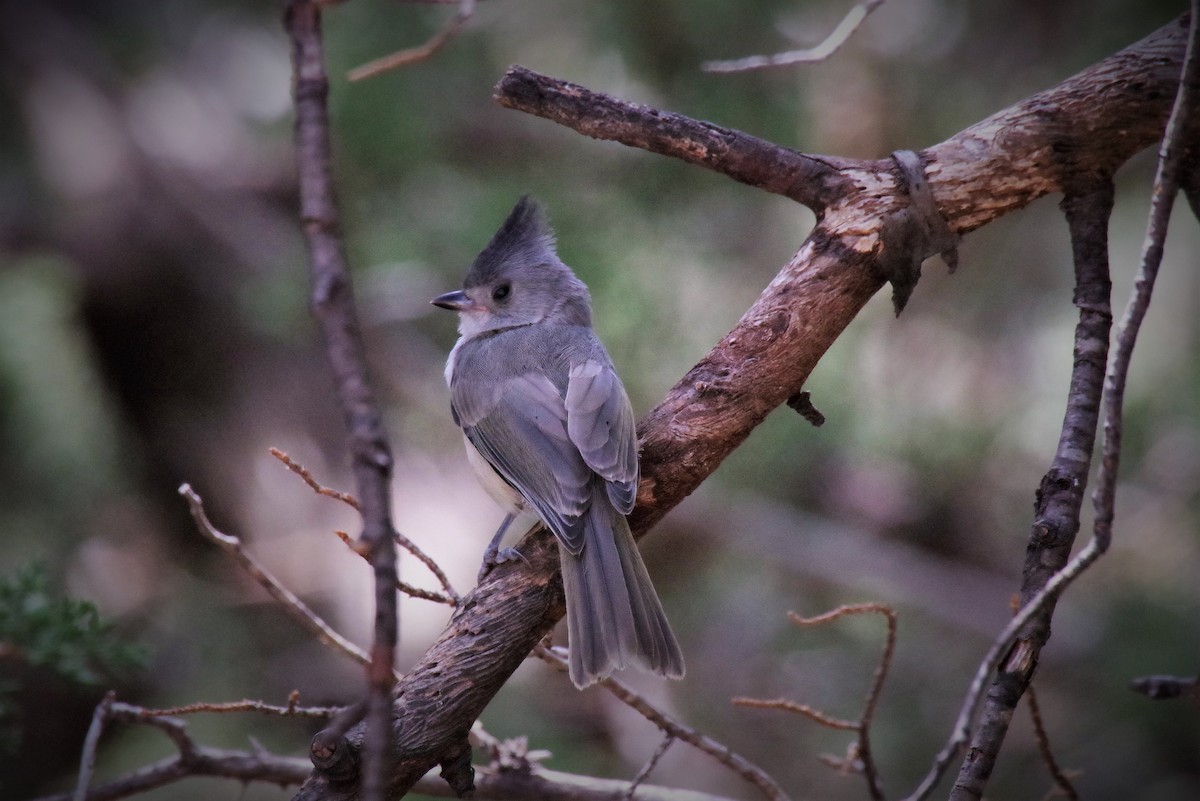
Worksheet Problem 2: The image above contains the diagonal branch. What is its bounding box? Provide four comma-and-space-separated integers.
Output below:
702, 0, 887, 72
494, 66, 854, 213
347, 0, 476, 81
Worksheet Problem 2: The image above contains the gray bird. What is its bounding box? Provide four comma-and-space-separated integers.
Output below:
431, 197, 684, 688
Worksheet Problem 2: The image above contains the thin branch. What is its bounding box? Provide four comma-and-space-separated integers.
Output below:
178, 483, 373, 668
285, 2, 400, 798
903, 537, 1105, 801
73, 691, 114, 801
347, 0, 475, 81
736, 605, 894, 800
138, 694, 341, 719
703, 0, 886, 72
535, 645, 791, 801
333, 530, 458, 605
622, 735, 675, 801
1091, 2, 1200, 554
733, 697, 857, 731
270, 447, 460, 604
271, 446, 360, 510
1027, 684, 1079, 801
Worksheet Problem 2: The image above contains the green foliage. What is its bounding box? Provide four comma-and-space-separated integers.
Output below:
0, 562, 145, 754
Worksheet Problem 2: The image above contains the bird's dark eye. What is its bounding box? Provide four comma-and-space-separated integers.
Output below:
492, 283, 512, 302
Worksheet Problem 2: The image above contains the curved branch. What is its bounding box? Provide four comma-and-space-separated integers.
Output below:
293, 15, 1197, 800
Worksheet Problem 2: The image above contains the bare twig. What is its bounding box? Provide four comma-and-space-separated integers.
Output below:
622, 735, 675, 801
270, 447, 460, 603
347, 0, 476, 81
178, 483, 374, 668
735, 605, 894, 800
1027, 685, 1079, 801
1091, 1, 1200, 554
905, 536, 1106, 801
139, 694, 341, 719
332, 530, 458, 605
535, 645, 791, 801
73, 691, 115, 801
703, 0, 886, 72
272, 446, 360, 510
733, 697, 857, 731
285, 1, 401, 796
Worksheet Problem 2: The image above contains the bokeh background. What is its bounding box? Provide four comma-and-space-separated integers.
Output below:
2, 1, 1197, 799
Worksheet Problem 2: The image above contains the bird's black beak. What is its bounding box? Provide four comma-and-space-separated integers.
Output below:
431, 289, 474, 311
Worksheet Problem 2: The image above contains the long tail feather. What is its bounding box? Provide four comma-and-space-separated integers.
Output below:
560, 491, 684, 688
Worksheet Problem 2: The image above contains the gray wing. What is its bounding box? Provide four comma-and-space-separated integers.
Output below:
565, 359, 639, 514
453, 370, 593, 556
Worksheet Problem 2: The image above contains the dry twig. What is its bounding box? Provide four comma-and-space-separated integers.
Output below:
72, 691, 115, 801
347, 0, 476, 81
138, 693, 341, 719
535, 645, 791, 801
623, 735, 676, 801
270, 447, 460, 604
702, 0, 886, 72
178, 483, 375, 668
1026, 685, 1080, 801
735, 604, 895, 800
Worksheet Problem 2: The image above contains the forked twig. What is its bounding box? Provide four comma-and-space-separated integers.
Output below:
702, 0, 886, 73
271, 447, 460, 604
535, 645, 791, 801
347, 0, 476, 81
735, 604, 895, 800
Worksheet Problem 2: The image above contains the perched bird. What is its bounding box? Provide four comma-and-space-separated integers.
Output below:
431, 197, 684, 688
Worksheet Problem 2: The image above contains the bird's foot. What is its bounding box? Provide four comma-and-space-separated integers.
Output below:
478, 546, 528, 583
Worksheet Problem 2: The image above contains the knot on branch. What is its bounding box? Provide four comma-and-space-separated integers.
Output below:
310, 729, 360, 784
877, 150, 961, 315
439, 737, 476, 796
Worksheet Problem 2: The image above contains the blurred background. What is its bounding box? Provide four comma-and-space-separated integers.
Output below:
1, 0, 1197, 799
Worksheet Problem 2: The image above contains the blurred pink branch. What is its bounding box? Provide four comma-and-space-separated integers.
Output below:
702, 0, 887, 72
347, 0, 477, 81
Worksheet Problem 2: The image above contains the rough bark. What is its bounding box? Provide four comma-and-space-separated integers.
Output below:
291, 15, 1196, 800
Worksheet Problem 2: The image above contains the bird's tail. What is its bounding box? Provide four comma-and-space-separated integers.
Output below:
559, 494, 684, 688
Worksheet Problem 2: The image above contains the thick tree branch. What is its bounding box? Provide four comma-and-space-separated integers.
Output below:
293, 15, 1197, 800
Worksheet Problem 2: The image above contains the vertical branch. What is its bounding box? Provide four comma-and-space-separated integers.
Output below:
947, 177, 1115, 801
1092, 2, 1200, 553
284, 2, 398, 800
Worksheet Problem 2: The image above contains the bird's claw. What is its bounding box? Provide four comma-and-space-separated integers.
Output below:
478, 546, 528, 582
